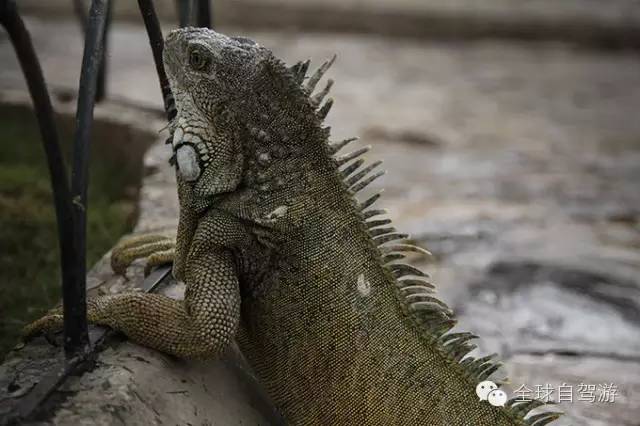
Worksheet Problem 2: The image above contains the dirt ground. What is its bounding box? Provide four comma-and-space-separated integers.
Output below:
1, 14, 639, 425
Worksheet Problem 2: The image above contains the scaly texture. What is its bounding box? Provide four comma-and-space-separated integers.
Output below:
25, 28, 562, 426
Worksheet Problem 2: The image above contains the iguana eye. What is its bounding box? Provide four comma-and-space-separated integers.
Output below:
188, 48, 209, 71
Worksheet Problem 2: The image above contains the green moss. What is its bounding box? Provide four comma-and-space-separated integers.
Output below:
0, 108, 139, 359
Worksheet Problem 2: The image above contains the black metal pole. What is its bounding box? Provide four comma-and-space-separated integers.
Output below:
196, 0, 211, 28
72, 0, 110, 103
66, 0, 110, 355
0, 1, 76, 332
137, 0, 176, 120
95, 0, 112, 102
177, 0, 194, 27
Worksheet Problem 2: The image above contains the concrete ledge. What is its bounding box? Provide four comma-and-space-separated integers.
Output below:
14, 0, 640, 48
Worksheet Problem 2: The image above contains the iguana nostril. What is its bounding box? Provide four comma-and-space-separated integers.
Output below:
176, 144, 201, 181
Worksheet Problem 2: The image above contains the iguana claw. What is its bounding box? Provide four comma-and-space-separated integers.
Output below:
111, 232, 176, 276
22, 305, 63, 341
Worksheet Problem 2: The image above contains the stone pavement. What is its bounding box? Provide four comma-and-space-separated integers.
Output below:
1, 15, 640, 425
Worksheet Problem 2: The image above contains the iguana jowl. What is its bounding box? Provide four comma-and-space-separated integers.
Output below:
25, 28, 562, 425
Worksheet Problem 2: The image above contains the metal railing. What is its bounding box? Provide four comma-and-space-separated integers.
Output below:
72, 0, 113, 102
0, 0, 212, 421
0, 0, 75, 352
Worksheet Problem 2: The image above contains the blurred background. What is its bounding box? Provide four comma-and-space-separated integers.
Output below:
1, 1, 639, 425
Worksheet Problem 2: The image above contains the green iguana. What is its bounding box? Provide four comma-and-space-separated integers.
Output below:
25, 28, 562, 425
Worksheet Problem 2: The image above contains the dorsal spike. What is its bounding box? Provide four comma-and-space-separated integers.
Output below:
508, 400, 549, 418
366, 218, 392, 229
328, 137, 358, 155
346, 160, 382, 187
477, 363, 503, 381
369, 227, 397, 237
404, 294, 449, 309
470, 354, 497, 367
397, 278, 435, 289
336, 146, 371, 166
351, 170, 385, 193
524, 413, 563, 426
373, 231, 407, 245
289, 61, 301, 75
467, 356, 498, 378
320, 126, 331, 139
291, 59, 310, 84
409, 302, 452, 319
469, 359, 490, 372
362, 209, 387, 219
382, 253, 405, 264
390, 263, 428, 278
429, 319, 457, 336
440, 332, 478, 346
305, 54, 336, 93
310, 78, 334, 107
317, 98, 334, 120
448, 343, 478, 362
399, 285, 435, 294
341, 159, 365, 178
289, 62, 302, 82
359, 191, 382, 210
379, 244, 432, 257
460, 357, 477, 369
300, 59, 311, 74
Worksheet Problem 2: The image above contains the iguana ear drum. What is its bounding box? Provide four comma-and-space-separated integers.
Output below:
176, 144, 201, 182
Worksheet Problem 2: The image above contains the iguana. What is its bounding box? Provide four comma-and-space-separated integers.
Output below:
25, 28, 562, 425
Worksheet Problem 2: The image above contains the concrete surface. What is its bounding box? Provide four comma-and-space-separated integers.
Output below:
1, 15, 639, 425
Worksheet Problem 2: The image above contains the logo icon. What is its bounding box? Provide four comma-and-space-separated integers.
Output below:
487, 389, 508, 407
476, 380, 498, 401
476, 380, 508, 407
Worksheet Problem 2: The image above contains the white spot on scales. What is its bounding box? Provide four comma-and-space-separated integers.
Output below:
357, 273, 371, 297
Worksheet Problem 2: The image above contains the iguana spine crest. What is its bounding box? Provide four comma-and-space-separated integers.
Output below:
295, 55, 561, 425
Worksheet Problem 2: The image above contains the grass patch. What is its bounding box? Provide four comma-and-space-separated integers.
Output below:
0, 106, 142, 359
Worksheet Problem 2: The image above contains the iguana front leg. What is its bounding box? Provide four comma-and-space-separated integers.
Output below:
24, 212, 244, 360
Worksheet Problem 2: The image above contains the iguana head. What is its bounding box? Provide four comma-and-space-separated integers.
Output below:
164, 28, 335, 214
163, 28, 269, 206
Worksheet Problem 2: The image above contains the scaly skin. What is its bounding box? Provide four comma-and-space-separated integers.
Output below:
25, 28, 562, 425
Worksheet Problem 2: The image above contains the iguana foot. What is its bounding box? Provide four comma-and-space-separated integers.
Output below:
22, 305, 63, 342
111, 233, 175, 276
24, 233, 177, 340
21, 297, 118, 340
23, 283, 239, 359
